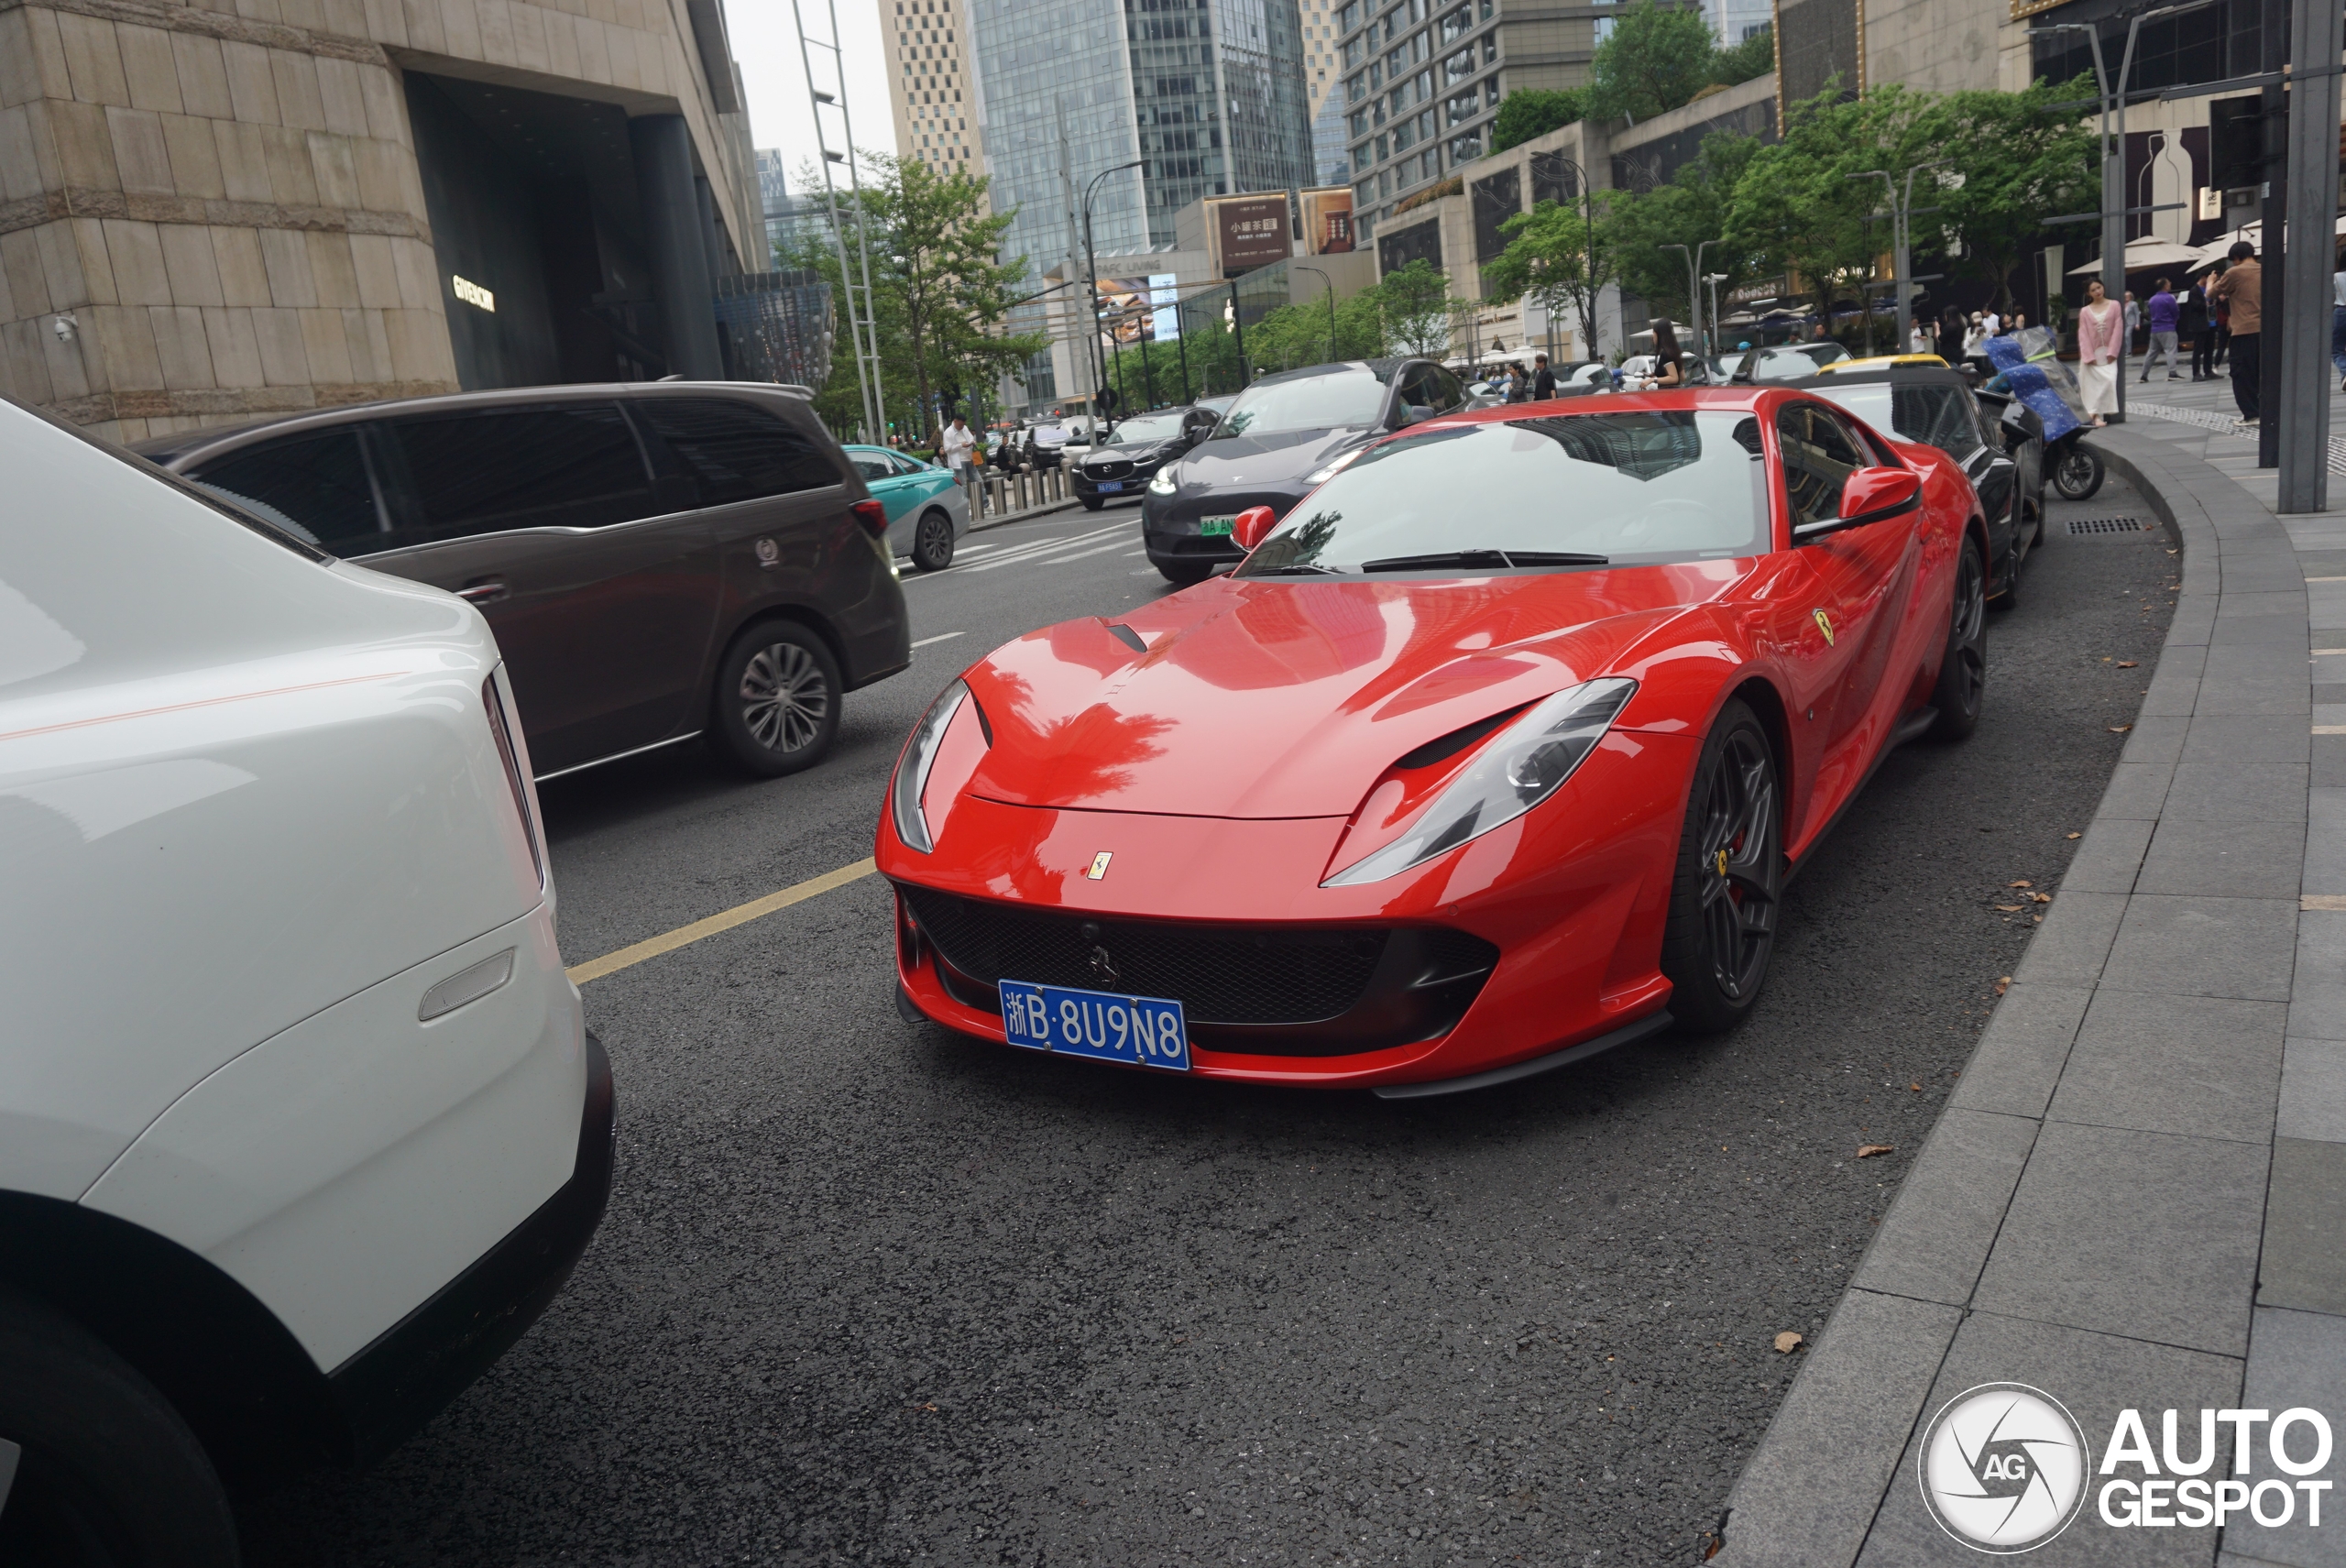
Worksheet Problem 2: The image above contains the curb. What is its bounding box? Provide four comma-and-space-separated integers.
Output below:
1714, 426, 2308, 1565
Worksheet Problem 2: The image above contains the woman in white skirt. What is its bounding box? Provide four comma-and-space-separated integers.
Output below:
2075, 279, 2123, 426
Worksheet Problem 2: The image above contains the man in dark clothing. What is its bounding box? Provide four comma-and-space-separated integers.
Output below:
2182, 282, 2214, 380
1531, 353, 1556, 400
2208, 241, 2262, 424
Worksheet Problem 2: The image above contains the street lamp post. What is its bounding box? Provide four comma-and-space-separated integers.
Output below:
1847, 159, 1949, 355
2030, 1, 2216, 424
1081, 158, 1146, 421
1704, 272, 1728, 360
1295, 263, 1338, 361
1540, 154, 1603, 361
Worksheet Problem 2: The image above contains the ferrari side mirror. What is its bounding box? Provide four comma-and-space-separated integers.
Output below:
1796, 466, 1922, 542
1232, 505, 1277, 552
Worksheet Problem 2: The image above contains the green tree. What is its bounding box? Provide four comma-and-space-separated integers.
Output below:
1488, 88, 1587, 154
786, 154, 1044, 440
1921, 76, 2099, 312
1708, 23, 1774, 86
1375, 259, 1453, 356
1585, 0, 1718, 124
1484, 190, 1618, 361
1602, 129, 1761, 337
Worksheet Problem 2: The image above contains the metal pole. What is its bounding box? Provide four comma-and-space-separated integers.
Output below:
2258, 0, 2288, 467
1177, 318, 1190, 402
1081, 159, 1146, 417
791, 0, 881, 439
1055, 100, 1084, 416
2278, 0, 2341, 510
1231, 280, 1249, 389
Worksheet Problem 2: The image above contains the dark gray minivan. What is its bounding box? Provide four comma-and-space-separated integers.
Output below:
137, 383, 910, 781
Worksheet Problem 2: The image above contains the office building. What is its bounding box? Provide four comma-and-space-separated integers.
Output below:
885, 0, 988, 178
1338, 0, 1609, 242
1, 0, 760, 444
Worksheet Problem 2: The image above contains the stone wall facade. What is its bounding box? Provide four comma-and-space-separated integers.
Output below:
0, 0, 752, 444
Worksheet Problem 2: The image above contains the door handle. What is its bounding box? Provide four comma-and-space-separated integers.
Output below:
457, 578, 508, 604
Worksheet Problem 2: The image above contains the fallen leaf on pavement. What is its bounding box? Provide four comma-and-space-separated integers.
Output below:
1995, 976, 2012, 995
2031, 893, 2053, 904
2010, 880, 2033, 888
2067, 832, 2083, 839
1996, 904, 2024, 912
2110, 725, 2133, 733
1857, 1144, 1894, 1158
1910, 1082, 1923, 1091
1774, 1332, 1803, 1354
2117, 661, 2138, 668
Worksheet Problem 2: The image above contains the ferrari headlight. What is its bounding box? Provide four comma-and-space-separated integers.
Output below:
1323, 678, 1638, 887
1146, 467, 1178, 495
1303, 448, 1365, 485
890, 680, 968, 853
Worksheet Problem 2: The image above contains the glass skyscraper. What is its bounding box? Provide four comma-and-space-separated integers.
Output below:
971, 0, 1317, 278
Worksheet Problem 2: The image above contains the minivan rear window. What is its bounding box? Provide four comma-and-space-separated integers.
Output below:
191, 429, 383, 554
387, 404, 656, 542
637, 399, 840, 507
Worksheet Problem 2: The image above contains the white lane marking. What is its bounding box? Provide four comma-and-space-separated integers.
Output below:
956, 524, 1130, 573
1037, 543, 1132, 566
1121, 547, 1149, 556
912, 631, 964, 648
1130, 567, 1162, 576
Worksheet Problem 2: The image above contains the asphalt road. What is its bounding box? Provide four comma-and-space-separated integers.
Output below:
242, 482, 2180, 1567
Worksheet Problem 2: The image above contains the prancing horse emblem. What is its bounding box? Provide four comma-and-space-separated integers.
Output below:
1086, 850, 1113, 881
1813, 609, 1836, 646
1088, 945, 1121, 986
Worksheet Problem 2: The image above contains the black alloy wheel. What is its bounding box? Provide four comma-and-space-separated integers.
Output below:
0, 1289, 239, 1568
1080, 496, 1105, 511
713, 620, 841, 776
2052, 444, 2105, 501
1928, 532, 1988, 741
911, 509, 956, 572
1660, 699, 1782, 1036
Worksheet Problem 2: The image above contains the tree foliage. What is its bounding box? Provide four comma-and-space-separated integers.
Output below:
1585, 0, 1719, 124
1922, 76, 2099, 311
1483, 191, 1618, 360
1488, 89, 1587, 155
784, 153, 1044, 439
1708, 24, 1774, 88
1604, 129, 1761, 329
1376, 259, 1453, 356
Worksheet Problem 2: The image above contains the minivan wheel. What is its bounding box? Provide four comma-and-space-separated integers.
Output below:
911, 509, 955, 572
0, 1288, 239, 1568
1157, 558, 1213, 586
714, 622, 841, 776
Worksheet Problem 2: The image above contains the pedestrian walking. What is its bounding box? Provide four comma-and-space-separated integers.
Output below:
1980, 306, 2001, 338
2183, 281, 2215, 380
2076, 279, 2123, 427
2208, 240, 2263, 425
940, 413, 978, 483
1531, 352, 1556, 400
1648, 320, 1686, 388
2210, 259, 2232, 367
2122, 291, 2141, 353
2331, 247, 2346, 390
2141, 279, 2183, 380
1943, 308, 1970, 362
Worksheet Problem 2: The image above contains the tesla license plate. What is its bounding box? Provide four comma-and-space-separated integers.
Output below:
998, 981, 1190, 1070
1199, 515, 1235, 536
1096, 479, 1124, 493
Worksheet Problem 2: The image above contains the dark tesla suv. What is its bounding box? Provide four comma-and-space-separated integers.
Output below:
135, 382, 911, 782
1139, 357, 1466, 584
1070, 404, 1222, 510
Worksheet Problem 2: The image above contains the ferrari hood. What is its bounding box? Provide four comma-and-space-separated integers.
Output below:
960, 565, 1750, 819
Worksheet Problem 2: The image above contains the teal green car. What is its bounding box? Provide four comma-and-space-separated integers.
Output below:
843, 445, 970, 572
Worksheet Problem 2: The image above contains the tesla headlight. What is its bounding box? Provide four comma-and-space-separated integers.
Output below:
1146, 467, 1178, 495
1323, 678, 1639, 887
891, 680, 969, 853
1303, 448, 1366, 485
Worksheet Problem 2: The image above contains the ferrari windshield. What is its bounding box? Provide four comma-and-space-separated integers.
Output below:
1233, 411, 1771, 576
1211, 367, 1389, 439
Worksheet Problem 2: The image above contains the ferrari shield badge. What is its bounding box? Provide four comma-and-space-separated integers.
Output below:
1813, 609, 1836, 646
1086, 851, 1113, 881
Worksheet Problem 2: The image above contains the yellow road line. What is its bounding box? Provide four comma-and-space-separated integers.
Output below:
566, 858, 879, 984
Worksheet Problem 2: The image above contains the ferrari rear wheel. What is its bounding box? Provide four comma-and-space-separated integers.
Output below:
1661, 700, 1782, 1036
1927, 533, 1988, 742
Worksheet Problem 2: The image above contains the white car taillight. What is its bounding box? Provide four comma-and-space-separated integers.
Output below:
482, 673, 544, 888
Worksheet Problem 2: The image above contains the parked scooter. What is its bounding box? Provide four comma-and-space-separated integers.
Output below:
1979, 327, 2106, 503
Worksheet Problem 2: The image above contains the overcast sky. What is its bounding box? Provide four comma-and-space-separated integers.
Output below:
730, 0, 901, 186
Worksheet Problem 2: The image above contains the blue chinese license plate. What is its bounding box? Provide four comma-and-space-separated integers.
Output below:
998, 981, 1190, 1071
1096, 479, 1124, 493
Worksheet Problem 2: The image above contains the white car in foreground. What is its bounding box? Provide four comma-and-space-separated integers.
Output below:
0, 395, 611, 1565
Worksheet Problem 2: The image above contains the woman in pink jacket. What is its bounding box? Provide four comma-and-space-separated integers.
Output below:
2075, 279, 2123, 426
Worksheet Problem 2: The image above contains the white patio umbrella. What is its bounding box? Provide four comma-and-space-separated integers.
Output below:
2186, 214, 2346, 270
2069, 236, 2205, 276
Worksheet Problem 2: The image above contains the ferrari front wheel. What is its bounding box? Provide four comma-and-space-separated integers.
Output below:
1661, 700, 1782, 1036
1928, 533, 1987, 741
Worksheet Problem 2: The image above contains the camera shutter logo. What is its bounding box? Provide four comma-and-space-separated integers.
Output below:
1917, 1383, 2092, 1553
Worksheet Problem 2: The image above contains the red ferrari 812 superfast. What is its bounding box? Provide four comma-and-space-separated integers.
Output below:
878, 388, 1988, 1096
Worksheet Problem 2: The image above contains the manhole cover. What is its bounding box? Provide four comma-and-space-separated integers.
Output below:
2066, 515, 2146, 535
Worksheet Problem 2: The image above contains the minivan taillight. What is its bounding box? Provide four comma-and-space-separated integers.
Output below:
851, 499, 888, 539
482, 673, 544, 888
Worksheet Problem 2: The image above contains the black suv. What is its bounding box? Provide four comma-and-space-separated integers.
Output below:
1139, 358, 1466, 585
1071, 404, 1222, 510
136, 383, 910, 781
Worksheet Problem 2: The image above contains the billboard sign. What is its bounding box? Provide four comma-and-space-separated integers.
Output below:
1300, 188, 1354, 255
1094, 277, 1157, 346
1149, 273, 1180, 340
1213, 194, 1291, 275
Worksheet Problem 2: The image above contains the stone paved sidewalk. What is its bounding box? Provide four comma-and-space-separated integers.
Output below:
1715, 378, 2346, 1568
